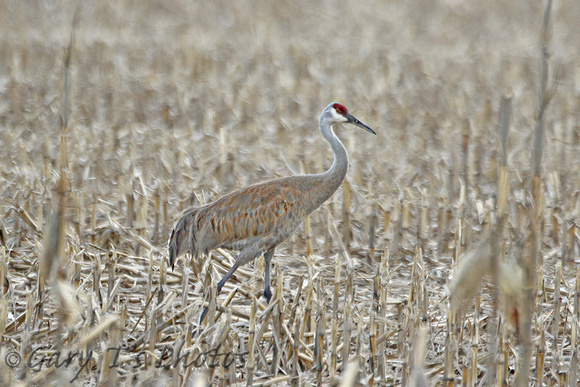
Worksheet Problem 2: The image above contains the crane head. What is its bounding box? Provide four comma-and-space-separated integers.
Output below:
328, 103, 376, 135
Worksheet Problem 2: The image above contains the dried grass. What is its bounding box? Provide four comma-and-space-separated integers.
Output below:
1, 0, 579, 385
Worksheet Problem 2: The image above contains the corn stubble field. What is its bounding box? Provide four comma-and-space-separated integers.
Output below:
1, 0, 580, 385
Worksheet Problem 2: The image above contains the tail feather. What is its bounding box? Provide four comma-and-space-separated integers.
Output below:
168, 208, 199, 270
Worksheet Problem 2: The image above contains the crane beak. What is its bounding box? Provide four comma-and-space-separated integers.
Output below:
347, 113, 376, 135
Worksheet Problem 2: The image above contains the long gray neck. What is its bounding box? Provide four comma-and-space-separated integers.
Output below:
315, 114, 348, 203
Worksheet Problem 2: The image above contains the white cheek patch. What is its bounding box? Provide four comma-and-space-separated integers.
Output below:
331, 110, 348, 122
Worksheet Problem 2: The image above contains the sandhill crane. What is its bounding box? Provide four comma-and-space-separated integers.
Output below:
169, 102, 375, 322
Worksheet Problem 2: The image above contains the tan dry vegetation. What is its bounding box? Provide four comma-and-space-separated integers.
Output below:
0, 0, 579, 385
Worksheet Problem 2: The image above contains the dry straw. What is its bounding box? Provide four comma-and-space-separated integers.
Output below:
1, 0, 579, 385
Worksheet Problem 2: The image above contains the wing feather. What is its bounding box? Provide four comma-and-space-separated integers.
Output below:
198, 181, 302, 249
168, 208, 199, 269
169, 178, 308, 265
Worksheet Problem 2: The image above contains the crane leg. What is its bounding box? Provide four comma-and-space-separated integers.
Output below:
217, 245, 263, 293
263, 247, 275, 303
199, 246, 262, 325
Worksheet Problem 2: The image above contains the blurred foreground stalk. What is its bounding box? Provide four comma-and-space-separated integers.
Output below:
518, 0, 553, 385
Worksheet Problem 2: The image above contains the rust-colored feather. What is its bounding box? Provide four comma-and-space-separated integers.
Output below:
168, 177, 307, 269
196, 179, 302, 252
